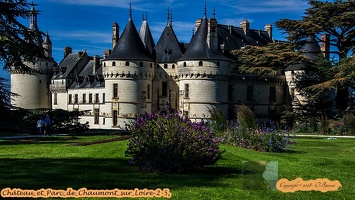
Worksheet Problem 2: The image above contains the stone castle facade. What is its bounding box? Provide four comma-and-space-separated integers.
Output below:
11, 4, 302, 129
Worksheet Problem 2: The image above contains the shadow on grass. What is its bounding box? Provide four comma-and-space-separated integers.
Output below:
0, 158, 240, 190
0, 136, 80, 145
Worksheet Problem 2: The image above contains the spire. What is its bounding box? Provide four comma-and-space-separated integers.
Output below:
213, 7, 216, 18
167, 7, 170, 25
129, 1, 132, 19
204, 2, 207, 18
29, 1, 40, 31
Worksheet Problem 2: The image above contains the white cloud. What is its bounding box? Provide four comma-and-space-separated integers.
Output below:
211, 0, 308, 14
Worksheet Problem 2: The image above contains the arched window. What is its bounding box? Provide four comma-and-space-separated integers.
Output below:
140, 62, 143, 67
183, 62, 187, 67
199, 61, 203, 66
112, 61, 116, 66
164, 64, 168, 69
125, 61, 129, 66
172, 64, 175, 69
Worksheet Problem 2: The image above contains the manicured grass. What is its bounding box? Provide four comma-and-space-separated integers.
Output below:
0, 135, 354, 199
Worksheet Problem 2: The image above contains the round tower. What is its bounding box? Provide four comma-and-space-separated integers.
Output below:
177, 12, 231, 121
103, 9, 154, 127
10, 3, 56, 109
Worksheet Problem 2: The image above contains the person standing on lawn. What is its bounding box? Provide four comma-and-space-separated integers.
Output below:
36, 117, 44, 135
43, 114, 51, 136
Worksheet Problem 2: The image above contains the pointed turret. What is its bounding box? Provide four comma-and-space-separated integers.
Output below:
155, 9, 183, 63
139, 14, 155, 57
105, 9, 153, 61
28, 2, 43, 46
43, 32, 52, 57
179, 15, 228, 61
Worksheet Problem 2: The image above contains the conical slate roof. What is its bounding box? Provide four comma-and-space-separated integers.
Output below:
155, 23, 183, 63
43, 33, 52, 45
179, 16, 229, 61
106, 17, 153, 61
299, 35, 322, 60
139, 19, 155, 57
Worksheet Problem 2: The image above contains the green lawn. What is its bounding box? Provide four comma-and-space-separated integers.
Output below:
0, 135, 354, 199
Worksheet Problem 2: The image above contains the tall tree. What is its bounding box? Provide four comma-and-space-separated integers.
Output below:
0, 0, 46, 71
276, 0, 355, 111
231, 42, 312, 77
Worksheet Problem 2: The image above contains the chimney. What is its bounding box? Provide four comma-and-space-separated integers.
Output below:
195, 18, 202, 32
64, 46, 72, 58
240, 20, 250, 35
208, 18, 218, 50
93, 55, 100, 73
103, 49, 112, 59
321, 34, 330, 60
112, 22, 119, 50
264, 24, 272, 39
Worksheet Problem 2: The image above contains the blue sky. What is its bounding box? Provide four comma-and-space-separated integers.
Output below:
0, 0, 310, 80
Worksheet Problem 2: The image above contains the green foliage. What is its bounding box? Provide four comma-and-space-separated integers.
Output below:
0, 0, 47, 71
221, 129, 291, 152
343, 112, 355, 135
2, 108, 88, 133
237, 104, 257, 131
231, 42, 312, 77
125, 112, 222, 173
207, 106, 227, 135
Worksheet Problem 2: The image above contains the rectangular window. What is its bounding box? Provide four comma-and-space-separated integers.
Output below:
269, 86, 276, 102
69, 94, 72, 104
74, 94, 78, 104
184, 84, 189, 99
94, 109, 99, 124
95, 93, 99, 103
113, 83, 118, 98
102, 93, 105, 103
89, 94, 92, 103
54, 93, 57, 105
247, 85, 254, 102
82, 94, 86, 103
141, 91, 147, 108
113, 110, 118, 126
162, 82, 168, 97
147, 84, 151, 99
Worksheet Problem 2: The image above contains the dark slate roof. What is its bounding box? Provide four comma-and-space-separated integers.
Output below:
69, 60, 104, 89
179, 17, 229, 61
155, 23, 183, 63
43, 33, 52, 45
106, 18, 153, 61
139, 20, 155, 57
299, 36, 322, 59
217, 25, 273, 51
53, 52, 82, 79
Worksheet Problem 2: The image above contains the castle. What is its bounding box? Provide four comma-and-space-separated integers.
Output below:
11, 3, 324, 129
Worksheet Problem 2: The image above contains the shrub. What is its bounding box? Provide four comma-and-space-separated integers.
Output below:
237, 104, 257, 131
344, 113, 355, 135
125, 112, 222, 173
222, 126, 291, 152
207, 106, 227, 136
